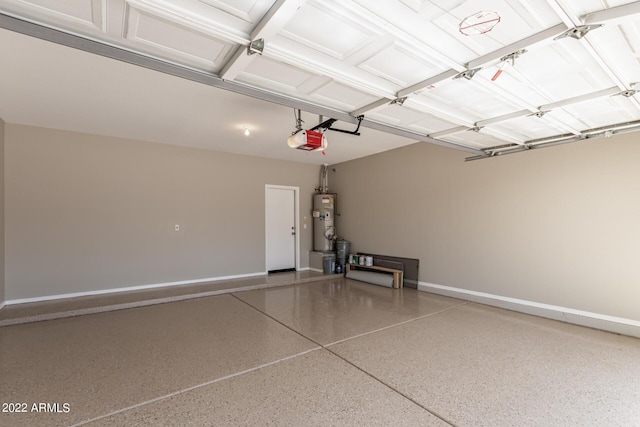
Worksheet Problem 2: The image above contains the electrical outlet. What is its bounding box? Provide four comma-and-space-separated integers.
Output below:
175, 224, 180, 232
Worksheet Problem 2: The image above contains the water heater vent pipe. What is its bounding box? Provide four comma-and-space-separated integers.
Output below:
319, 164, 329, 193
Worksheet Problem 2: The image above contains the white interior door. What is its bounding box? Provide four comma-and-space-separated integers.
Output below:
266, 186, 297, 272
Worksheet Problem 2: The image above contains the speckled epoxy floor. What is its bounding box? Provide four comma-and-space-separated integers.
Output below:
1, 278, 639, 426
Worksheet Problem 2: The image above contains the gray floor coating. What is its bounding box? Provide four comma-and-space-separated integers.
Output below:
0, 270, 342, 326
1, 277, 639, 426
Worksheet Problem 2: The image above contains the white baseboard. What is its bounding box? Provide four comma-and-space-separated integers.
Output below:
419, 282, 640, 339
5, 272, 267, 306
0, 301, 5, 311
308, 268, 324, 273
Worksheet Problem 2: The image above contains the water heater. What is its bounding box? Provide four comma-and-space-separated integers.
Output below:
313, 193, 336, 252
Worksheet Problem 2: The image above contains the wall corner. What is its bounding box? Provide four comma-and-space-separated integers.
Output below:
0, 116, 5, 308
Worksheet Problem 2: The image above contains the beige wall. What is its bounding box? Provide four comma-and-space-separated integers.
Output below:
0, 116, 4, 306
330, 134, 640, 321
5, 124, 319, 301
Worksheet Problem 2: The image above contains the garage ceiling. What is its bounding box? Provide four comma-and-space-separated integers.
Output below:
1, 0, 640, 162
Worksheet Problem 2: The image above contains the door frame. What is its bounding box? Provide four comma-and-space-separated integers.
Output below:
265, 184, 300, 272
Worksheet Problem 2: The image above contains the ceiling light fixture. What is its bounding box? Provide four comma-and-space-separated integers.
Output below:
244, 128, 251, 136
